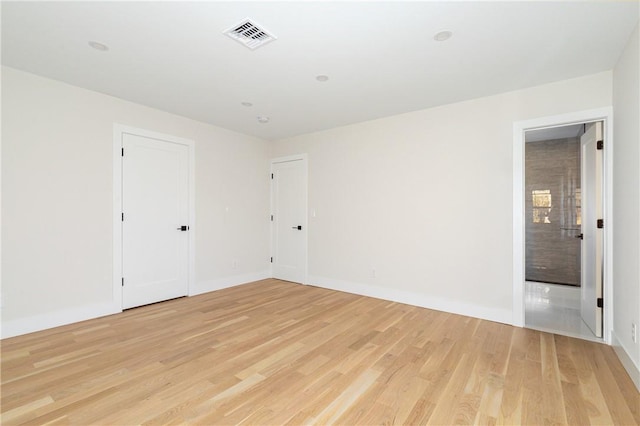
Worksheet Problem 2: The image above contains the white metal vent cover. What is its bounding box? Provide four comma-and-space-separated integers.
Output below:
223, 19, 277, 50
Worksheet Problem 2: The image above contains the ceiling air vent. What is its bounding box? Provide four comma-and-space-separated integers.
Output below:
223, 19, 277, 50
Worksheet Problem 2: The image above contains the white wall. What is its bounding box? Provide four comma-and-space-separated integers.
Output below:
1, 67, 271, 337
272, 72, 612, 324
612, 23, 640, 389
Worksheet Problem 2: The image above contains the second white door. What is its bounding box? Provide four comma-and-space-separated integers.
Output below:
122, 133, 190, 309
580, 121, 604, 337
271, 157, 307, 284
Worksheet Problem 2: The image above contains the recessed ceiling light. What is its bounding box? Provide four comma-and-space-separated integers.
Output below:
257, 115, 270, 124
241, 102, 253, 107
88, 41, 109, 51
316, 75, 329, 82
433, 31, 453, 42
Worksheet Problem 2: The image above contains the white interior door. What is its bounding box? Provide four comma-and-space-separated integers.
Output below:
122, 133, 189, 309
271, 157, 307, 283
580, 121, 603, 337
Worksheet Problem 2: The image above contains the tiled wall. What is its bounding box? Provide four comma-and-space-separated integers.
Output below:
525, 138, 581, 286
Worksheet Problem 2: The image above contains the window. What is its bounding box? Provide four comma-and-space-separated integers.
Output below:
532, 189, 552, 223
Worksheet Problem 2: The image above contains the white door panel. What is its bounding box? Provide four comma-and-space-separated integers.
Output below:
272, 158, 307, 283
580, 122, 603, 337
122, 134, 189, 309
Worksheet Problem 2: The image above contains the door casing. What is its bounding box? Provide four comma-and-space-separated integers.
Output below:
512, 107, 613, 344
113, 124, 196, 310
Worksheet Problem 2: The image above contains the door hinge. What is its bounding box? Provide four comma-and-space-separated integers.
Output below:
121, 212, 124, 222
271, 215, 273, 221
122, 277, 124, 287
597, 140, 603, 150
271, 173, 274, 179
597, 219, 604, 229
121, 147, 124, 157
597, 297, 603, 308
270, 257, 273, 263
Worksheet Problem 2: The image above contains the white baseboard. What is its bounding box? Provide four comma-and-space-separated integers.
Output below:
190, 270, 271, 296
308, 275, 512, 325
611, 330, 640, 392
1, 302, 121, 339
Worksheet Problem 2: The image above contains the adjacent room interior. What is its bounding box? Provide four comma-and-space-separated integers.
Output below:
523, 122, 604, 342
2, 1, 639, 424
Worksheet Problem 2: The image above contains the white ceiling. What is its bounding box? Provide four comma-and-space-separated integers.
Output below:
2, 1, 638, 141
525, 124, 584, 143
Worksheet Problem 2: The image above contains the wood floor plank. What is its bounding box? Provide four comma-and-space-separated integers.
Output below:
584, 341, 637, 425
522, 358, 545, 425
540, 332, 568, 424
426, 351, 481, 424
310, 368, 381, 424
497, 328, 526, 425
598, 343, 640, 424
561, 380, 591, 425
2, 279, 638, 425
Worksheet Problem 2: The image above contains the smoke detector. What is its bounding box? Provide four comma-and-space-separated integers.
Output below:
224, 19, 277, 50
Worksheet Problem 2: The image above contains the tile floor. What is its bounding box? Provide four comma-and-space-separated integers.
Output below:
525, 281, 601, 342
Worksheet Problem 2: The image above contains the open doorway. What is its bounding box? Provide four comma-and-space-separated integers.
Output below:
524, 122, 603, 341
512, 108, 612, 344
525, 124, 582, 287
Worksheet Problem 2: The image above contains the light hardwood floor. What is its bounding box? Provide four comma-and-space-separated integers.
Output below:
1, 279, 638, 425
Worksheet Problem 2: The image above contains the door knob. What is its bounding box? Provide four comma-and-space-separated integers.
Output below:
291, 225, 302, 230
575, 233, 583, 239
177, 225, 189, 231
